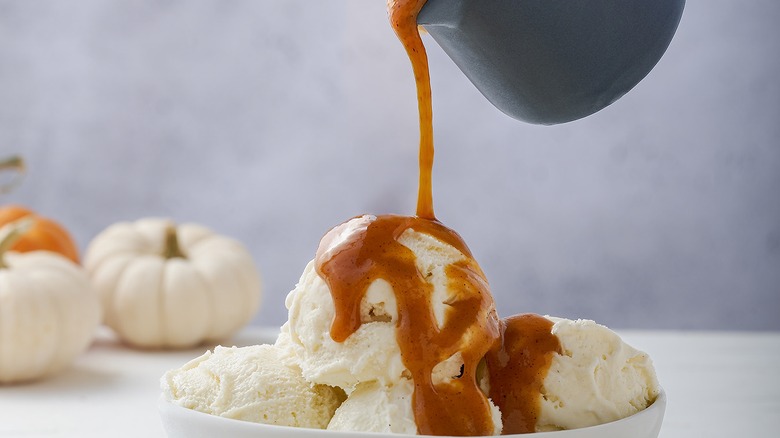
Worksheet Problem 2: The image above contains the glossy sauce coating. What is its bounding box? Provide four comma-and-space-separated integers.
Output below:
487, 314, 562, 434
315, 215, 499, 435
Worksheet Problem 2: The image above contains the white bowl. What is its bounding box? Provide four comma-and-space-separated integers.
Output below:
159, 388, 666, 438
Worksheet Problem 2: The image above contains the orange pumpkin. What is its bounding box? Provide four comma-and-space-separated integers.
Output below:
0, 205, 79, 263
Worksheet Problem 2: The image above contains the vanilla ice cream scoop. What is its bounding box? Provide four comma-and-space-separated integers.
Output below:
537, 317, 660, 431
161, 344, 345, 428
280, 259, 406, 388
282, 215, 492, 389
284, 214, 501, 436
485, 313, 660, 434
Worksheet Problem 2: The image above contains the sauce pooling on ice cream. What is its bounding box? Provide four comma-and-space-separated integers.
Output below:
315, 215, 499, 435
487, 314, 562, 434
315, 1, 563, 435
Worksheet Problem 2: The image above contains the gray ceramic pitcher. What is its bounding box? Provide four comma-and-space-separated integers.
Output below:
418, 0, 686, 125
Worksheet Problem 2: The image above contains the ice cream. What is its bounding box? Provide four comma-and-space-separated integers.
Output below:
161, 344, 345, 428
277, 215, 659, 435
281, 215, 486, 387
485, 314, 660, 434
278, 259, 406, 388
299, 309, 658, 435
537, 317, 660, 431
161, 214, 660, 435
279, 218, 507, 435
284, 214, 502, 435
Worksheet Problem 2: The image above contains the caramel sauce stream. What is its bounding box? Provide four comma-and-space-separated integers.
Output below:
388, 0, 435, 220
487, 314, 562, 434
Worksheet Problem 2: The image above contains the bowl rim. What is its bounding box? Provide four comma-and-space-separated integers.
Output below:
159, 388, 666, 437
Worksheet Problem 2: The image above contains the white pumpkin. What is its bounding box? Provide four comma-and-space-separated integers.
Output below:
84, 218, 261, 349
0, 220, 101, 384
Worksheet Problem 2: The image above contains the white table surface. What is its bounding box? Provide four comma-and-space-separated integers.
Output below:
1, 327, 778, 437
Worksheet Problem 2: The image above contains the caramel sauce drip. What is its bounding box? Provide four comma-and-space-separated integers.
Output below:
313, 2, 563, 435
388, 0, 435, 220
486, 314, 563, 434
315, 215, 500, 436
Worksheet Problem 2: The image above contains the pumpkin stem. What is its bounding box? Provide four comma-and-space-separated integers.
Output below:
163, 224, 187, 259
0, 155, 26, 194
0, 218, 34, 269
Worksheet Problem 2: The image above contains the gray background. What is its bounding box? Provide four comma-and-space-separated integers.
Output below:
1, 1, 778, 330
